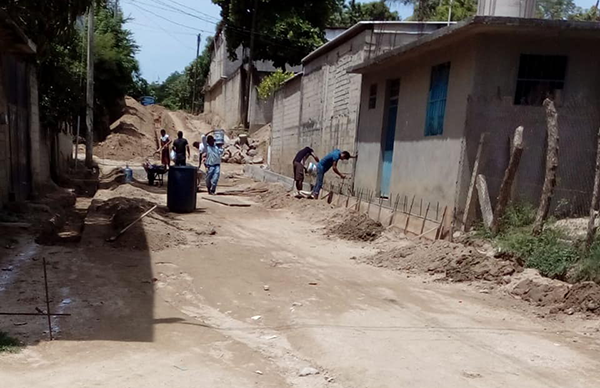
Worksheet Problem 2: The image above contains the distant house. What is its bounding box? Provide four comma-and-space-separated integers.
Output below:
0, 11, 48, 206
349, 16, 600, 227
269, 21, 449, 180
203, 29, 300, 130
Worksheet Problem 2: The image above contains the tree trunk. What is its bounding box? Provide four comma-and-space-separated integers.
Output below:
491, 126, 524, 235
532, 99, 559, 235
585, 127, 600, 250
476, 174, 493, 229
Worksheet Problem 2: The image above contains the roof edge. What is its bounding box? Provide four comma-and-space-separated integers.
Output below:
0, 10, 37, 54
347, 16, 600, 74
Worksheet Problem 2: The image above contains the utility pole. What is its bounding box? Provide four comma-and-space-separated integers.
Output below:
191, 33, 201, 114
244, 0, 258, 129
85, 3, 95, 168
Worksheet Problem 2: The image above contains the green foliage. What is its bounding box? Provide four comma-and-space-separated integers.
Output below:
0, 332, 21, 353
499, 228, 578, 279
536, 0, 579, 19
1, 0, 97, 58
149, 36, 213, 112
430, 0, 477, 21
2, 1, 143, 132
256, 70, 294, 100
501, 202, 537, 229
212, 0, 339, 68
94, 5, 141, 113
329, 1, 400, 27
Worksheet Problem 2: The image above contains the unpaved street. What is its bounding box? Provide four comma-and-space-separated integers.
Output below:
1, 170, 600, 387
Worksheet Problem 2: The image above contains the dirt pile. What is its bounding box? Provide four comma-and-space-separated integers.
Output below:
95, 97, 158, 162
327, 211, 384, 242
361, 241, 520, 282
510, 270, 600, 315
86, 195, 216, 252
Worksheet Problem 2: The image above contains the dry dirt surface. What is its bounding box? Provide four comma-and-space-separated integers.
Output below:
2, 172, 600, 387
95, 97, 159, 162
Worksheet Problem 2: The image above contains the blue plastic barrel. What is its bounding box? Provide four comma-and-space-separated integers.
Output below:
167, 166, 198, 213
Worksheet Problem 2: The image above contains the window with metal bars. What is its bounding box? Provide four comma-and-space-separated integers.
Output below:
514, 54, 568, 106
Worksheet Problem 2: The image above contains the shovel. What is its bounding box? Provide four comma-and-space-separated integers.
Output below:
106, 205, 157, 242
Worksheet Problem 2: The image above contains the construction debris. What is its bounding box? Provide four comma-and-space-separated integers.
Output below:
221, 124, 270, 165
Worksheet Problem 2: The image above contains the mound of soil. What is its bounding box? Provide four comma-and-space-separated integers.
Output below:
327, 212, 384, 242
562, 281, 600, 314
361, 241, 520, 282
95, 97, 158, 162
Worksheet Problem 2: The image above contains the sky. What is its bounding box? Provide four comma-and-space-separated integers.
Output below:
120, 0, 598, 82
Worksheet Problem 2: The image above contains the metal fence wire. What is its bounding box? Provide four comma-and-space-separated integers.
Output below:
459, 96, 600, 225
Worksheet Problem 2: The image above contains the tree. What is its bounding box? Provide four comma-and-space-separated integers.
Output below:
431, 0, 477, 21
212, 0, 339, 68
329, 1, 400, 27
94, 5, 141, 120
149, 37, 214, 112
536, 0, 579, 19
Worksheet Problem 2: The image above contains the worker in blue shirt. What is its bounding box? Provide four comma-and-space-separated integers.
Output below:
311, 149, 356, 199
203, 135, 224, 195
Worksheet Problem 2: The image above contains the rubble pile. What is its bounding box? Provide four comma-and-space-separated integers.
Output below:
221, 124, 270, 165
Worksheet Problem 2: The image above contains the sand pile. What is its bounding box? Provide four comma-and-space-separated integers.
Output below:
327, 211, 384, 242
95, 97, 158, 161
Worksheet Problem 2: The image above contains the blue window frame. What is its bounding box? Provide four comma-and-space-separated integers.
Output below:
425, 62, 451, 136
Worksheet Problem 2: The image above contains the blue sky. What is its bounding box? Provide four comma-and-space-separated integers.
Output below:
120, 0, 598, 82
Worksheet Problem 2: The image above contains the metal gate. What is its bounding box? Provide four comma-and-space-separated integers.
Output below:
3, 55, 31, 201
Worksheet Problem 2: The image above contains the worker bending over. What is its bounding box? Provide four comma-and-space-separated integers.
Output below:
292, 146, 319, 193
311, 149, 356, 199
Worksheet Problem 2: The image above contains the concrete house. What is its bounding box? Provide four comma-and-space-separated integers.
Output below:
269, 21, 449, 180
203, 29, 300, 130
350, 16, 600, 227
0, 12, 48, 207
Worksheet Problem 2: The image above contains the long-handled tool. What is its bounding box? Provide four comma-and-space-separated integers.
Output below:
106, 205, 157, 242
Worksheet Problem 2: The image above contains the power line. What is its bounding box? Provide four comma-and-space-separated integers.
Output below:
152, 0, 220, 22
130, 2, 195, 49
126, 0, 311, 56
126, 21, 200, 36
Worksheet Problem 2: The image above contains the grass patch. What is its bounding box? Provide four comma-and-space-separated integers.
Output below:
497, 228, 578, 279
474, 202, 600, 283
573, 241, 600, 284
0, 332, 21, 353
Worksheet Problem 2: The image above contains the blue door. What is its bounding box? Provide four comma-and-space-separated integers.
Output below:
380, 80, 400, 197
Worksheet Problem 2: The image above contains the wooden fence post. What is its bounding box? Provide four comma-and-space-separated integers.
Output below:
491, 126, 524, 235
476, 174, 493, 229
462, 133, 487, 231
533, 99, 559, 235
586, 127, 600, 250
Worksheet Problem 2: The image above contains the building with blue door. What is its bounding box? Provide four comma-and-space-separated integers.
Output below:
350, 16, 600, 228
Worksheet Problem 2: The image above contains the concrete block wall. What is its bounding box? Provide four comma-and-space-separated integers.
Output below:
271, 76, 302, 177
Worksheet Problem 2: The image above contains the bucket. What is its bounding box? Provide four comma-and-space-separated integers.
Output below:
213, 129, 225, 145
307, 162, 318, 176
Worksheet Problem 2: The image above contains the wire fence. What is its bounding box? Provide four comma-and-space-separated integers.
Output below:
459, 96, 600, 227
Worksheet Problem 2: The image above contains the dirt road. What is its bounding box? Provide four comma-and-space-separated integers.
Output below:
1, 171, 600, 387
